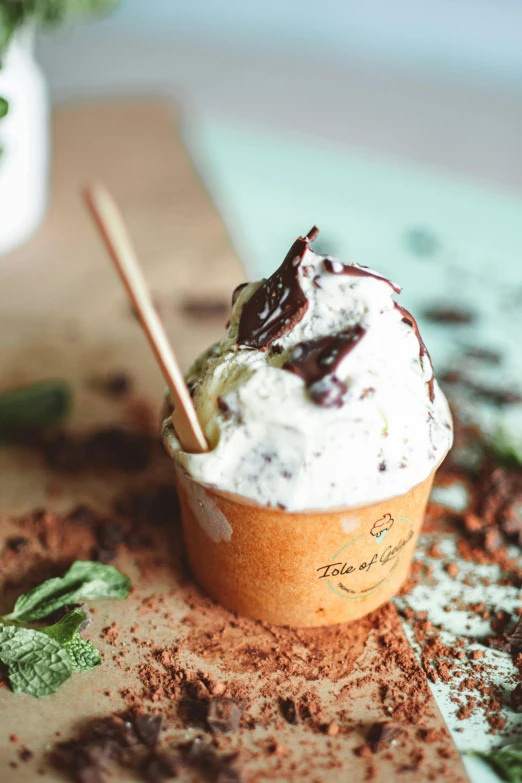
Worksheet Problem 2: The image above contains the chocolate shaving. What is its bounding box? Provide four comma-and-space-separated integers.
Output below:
324, 257, 401, 294
237, 228, 318, 350
207, 696, 242, 733
366, 721, 403, 752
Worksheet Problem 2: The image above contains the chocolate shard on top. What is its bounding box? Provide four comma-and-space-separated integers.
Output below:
237, 227, 318, 350
282, 325, 366, 408
324, 257, 402, 295
283, 326, 366, 386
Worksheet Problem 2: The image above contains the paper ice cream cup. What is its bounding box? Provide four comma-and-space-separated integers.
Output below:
172, 460, 442, 628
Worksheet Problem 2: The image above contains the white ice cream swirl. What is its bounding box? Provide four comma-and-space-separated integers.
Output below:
163, 229, 453, 511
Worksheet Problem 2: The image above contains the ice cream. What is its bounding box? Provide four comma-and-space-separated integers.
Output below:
163, 227, 453, 512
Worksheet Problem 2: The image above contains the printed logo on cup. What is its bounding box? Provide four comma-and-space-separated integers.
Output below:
316, 514, 414, 599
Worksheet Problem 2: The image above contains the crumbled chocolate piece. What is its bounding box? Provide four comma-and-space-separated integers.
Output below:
217, 397, 232, 418
5, 536, 28, 553
325, 720, 340, 737
89, 372, 132, 399
422, 306, 475, 325
366, 721, 403, 752
280, 697, 299, 725
237, 229, 317, 350
89, 716, 138, 748
207, 697, 242, 733
309, 376, 348, 408
133, 714, 163, 749
39, 427, 152, 473
462, 346, 502, 364
143, 750, 182, 783
182, 297, 231, 321
511, 683, 522, 712
96, 522, 125, 563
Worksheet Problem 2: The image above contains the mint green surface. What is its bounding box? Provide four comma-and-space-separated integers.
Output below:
185, 117, 522, 783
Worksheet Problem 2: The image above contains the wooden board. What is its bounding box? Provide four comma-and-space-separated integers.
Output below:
0, 101, 468, 783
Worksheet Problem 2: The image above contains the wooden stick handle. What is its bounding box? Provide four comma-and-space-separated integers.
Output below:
83, 184, 208, 454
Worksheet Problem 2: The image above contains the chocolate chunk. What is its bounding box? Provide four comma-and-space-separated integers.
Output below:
89, 716, 138, 748
89, 372, 132, 399
280, 697, 299, 725
366, 721, 403, 752
489, 618, 522, 655
6, 536, 28, 553
207, 696, 242, 733
422, 306, 475, 325
96, 522, 125, 563
324, 257, 401, 294
133, 714, 163, 749
511, 683, 522, 712
143, 751, 182, 783
182, 297, 230, 321
217, 396, 232, 418
237, 228, 318, 350
283, 326, 365, 386
309, 377, 348, 408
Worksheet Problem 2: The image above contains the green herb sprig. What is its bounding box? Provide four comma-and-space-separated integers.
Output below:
0, 561, 130, 697
3, 560, 131, 623
0, 379, 72, 444
475, 743, 522, 783
0, 0, 117, 50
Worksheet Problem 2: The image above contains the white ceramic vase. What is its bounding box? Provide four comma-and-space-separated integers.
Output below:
0, 27, 50, 256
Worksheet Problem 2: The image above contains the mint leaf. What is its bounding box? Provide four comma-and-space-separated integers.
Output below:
41, 608, 101, 672
0, 98, 8, 119
0, 379, 72, 444
64, 635, 101, 671
0, 623, 72, 697
3, 561, 131, 622
476, 744, 522, 782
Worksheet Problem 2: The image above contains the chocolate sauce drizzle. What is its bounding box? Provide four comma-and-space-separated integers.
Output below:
324, 258, 402, 295
394, 303, 435, 401
282, 325, 366, 408
237, 228, 319, 350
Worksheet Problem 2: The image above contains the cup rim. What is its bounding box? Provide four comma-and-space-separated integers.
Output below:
174, 446, 450, 516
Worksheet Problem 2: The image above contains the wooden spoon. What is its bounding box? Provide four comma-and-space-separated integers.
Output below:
83, 183, 208, 454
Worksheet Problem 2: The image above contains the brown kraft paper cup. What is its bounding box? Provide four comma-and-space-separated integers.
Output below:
173, 462, 440, 628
